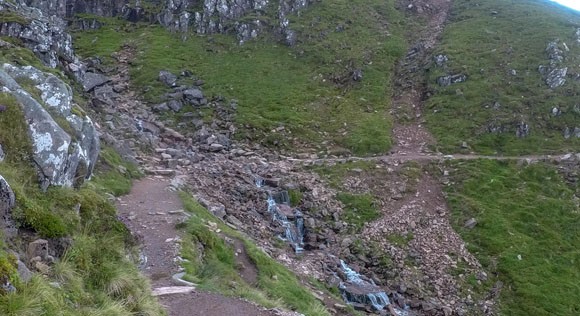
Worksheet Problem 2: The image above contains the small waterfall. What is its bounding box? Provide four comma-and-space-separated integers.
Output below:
340, 260, 401, 312
256, 176, 304, 253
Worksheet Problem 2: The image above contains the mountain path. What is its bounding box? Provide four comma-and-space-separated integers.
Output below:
110, 47, 284, 316
116, 177, 280, 316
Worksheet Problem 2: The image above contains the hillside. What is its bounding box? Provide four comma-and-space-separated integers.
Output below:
0, 0, 578, 316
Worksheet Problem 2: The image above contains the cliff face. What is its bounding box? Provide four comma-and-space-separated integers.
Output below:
18, 0, 313, 44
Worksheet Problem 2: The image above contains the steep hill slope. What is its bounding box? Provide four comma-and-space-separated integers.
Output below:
1, 0, 579, 316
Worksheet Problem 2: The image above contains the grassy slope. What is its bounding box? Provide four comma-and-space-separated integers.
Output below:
445, 160, 580, 315
73, 0, 408, 155
0, 43, 161, 315
426, 0, 580, 155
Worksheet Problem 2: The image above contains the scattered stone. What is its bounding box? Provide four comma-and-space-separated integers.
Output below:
437, 74, 467, 86
464, 218, 477, 229
227, 215, 243, 227
433, 54, 448, 67
159, 70, 177, 87
27, 239, 49, 263
81, 72, 110, 92
167, 99, 183, 112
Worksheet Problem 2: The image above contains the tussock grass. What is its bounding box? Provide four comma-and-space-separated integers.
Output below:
445, 160, 580, 315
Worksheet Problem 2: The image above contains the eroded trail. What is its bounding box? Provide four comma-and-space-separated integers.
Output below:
116, 177, 281, 316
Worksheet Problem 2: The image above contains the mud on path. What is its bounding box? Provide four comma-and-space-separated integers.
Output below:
116, 177, 281, 316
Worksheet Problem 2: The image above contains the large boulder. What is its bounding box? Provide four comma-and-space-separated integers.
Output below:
0, 64, 99, 187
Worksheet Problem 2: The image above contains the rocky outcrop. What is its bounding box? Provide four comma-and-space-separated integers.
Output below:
0, 63, 99, 188
0, 1, 76, 68
18, 0, 312, 45
538, 40, 568, 89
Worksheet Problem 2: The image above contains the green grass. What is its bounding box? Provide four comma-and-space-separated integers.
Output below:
445, 160, 580, 315
0, 160, 163, 315
179, 194, 331, 316
0, 10, 29, 25
336, 192, 380, 231
0, 93, 32, 162
426, 0, 580, 154
89, 146, 142, 196
72, 0, 409, 155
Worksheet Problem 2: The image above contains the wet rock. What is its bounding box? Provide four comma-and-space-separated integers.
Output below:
159, 70, 177, 87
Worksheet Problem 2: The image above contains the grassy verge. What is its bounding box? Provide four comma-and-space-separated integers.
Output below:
445, 160, 580, 315
72, 0, 409, 155
0, 44, 161, 315
179, 193, 331, 316
0, 155, 163, 316
425, 0, 580, 154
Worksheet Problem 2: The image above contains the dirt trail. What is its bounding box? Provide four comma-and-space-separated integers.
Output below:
116, 177, 280, 316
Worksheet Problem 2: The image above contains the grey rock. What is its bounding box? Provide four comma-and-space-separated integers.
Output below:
545, 67, 567, 89
3, 63, 73, 116
209, 204, 227, 219
17, 259, 33, 283
0, 64, 99, 187
27, 239, 49, 263
539, 41, 568, 89
0, 2, 76, 68
464, 218, 477, 229
159, 70, 177, 87
0, 175, 17, 239
433, 54, 448, 67
209, 143, 224, 152
167, 99, 183, 112
92, 84, 118, 107
0, 144, 4, 162
226, 215, 243, 227
516, 121, 530, 138
437, 74, 467, 87
183, 88, 204, 105
81, 72, 110, 92
153, 102, 170, 112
